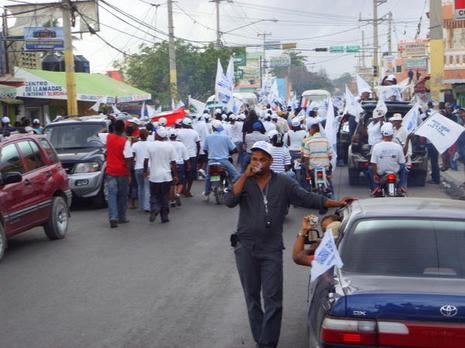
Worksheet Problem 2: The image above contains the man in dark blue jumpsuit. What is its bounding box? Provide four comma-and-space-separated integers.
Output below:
225, 141, 355, 348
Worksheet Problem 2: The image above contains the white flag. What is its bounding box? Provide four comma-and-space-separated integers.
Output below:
215, 58, 233, 107
402, 103, 421, 134
90, 96, 105, 112
188, 96, 206, 116
146, 104, 157, 117
324, 97, 338, 170
415, 112, 465, 154
226, 56, 235, 87
140, 101, 147, 120
374, 97, 387, 116
344, 85, 363, 123
356, 74, 371, 96
311, 228, 343, 283
230, 97, 244, 114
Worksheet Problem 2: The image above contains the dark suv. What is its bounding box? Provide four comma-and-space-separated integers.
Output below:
348, 101, 428, 186
0, 134, 71, 261
44, 116, 108, 207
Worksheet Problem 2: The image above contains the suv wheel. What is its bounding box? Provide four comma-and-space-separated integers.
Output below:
44, 196, 69, 240
0, 223, 6, 261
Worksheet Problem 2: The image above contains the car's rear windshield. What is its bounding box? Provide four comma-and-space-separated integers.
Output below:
45, 123, 106, 150
340, 219, 465, 278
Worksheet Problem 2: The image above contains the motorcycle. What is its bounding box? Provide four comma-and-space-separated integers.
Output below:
308, 167, 333, 199
208, 162, 229, 205
373, 172, 404, 198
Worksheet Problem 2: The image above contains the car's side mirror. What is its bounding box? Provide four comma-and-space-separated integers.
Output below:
0, 172, 23, 186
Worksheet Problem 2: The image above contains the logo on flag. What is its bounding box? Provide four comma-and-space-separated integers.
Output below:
311, 228, 343, 283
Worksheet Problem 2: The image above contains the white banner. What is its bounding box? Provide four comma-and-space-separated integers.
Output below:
215, 58, 233, 107
188, 96, 206, 116
311, 228, 343, 283
324, 97, 338, 170
378, 85, 402, 101
415, 112, 465, 154
344, 85, 363, 122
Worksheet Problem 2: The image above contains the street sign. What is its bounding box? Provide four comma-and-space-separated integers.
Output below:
329, 46, 344, 53
270, 55, 291, 68
281, 42, 297, 50
455, 0, 465, 20
264, 41, 281, 50
345, 45, 361, 53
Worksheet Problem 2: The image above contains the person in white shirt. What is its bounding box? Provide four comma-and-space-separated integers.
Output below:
144, 127, 178, 224
176, 118, 200, 197
168, 129, 189, 207
268, 130, 292, 173
370, 122, 407, 193
131, 129, 150, 212
284, 118, 307, 161
367, 109, 385, 146
229, 114, 244, 164
263, 115, 277, 133
193, 112, 210, 178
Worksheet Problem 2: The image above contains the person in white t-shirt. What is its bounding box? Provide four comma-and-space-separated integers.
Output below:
176, 118, 200, 197
131, 129, 150, 212
284, 118, 307, 160
367, 109, 385, 146
168, 129, 189, 207
370, 122, 407, 193
144, 127, 178, 224
263, 115, 277, 133
193, 113, 210, 178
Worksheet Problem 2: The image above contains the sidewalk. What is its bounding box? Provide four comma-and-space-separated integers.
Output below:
441, 161, 465, 200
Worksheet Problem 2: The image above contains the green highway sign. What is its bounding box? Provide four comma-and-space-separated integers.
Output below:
329, 46, 344, 53
232, 48, 247, 66
346, 45, 361, 53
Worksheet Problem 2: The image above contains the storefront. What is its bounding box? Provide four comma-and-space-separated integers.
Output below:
14, 67, 151, 123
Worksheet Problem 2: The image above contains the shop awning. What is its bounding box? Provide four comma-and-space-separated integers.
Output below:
15, 67, 151, 103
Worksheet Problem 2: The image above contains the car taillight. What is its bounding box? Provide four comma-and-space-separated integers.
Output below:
359, 162, 369, 169
321, 318, 410, 346
386, 173, 397, 183
321, 318, 377, 345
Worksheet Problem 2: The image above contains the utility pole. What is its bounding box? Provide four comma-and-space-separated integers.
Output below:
257, 32, 271, 88
388, 11, 393, 55
429, 0, 444, 103
167, 0, 177, 103
210, 0, 229, 48
1, 10, 9, 75
362, 30, 366, 67
62, 0, 78, 115
359, 0, 386, 87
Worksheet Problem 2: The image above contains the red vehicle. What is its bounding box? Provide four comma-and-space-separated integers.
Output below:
0, 134, 72, 261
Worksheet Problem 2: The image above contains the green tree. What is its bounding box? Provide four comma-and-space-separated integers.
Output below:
115, 41, 243, 107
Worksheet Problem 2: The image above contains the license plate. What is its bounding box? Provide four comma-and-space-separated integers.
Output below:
210, 175, 220, 182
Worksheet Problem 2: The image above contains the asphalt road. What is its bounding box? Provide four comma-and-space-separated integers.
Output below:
0, 168, 450, 348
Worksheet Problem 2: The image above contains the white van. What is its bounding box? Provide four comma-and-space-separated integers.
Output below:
206, 92, 258, 110
301, 89, 331, 105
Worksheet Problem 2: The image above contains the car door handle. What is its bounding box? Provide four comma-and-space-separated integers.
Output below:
24, 179, 31, 185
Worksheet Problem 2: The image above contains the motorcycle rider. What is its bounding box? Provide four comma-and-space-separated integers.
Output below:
202, 120, 240, 201
370, 122, 407, 195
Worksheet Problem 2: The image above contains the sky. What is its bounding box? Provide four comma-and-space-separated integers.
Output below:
1, 0, 430, 78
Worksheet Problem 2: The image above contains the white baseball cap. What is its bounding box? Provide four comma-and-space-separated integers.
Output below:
251, 141, 273, 157
386, 74, 396, 82
168, 129, 177, 138
221, 113, 228, 120
267, 129, 279, 139
182, 117, 192, 126
373, 108, 386, 118
291, 118, 301, 127
1, 116, 10, 124
211, 119, 223, 129
271, 114, 278, 120
229, 114, 237, 120
156, 127, 168, 138
159, 117, 167, 126
33, 118, 40, 124
381, 122, 394, 136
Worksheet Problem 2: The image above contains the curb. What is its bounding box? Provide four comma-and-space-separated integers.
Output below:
441, 171, 465, 200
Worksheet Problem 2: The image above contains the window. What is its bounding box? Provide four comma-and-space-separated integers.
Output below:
17, 141, 46, 172
341, 219, 465, 278
0, 144, 24, 174
39, 138, 59, 163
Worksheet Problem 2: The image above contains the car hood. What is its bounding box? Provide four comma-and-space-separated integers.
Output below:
55, 147, 104, 162
331, 274, 465, 322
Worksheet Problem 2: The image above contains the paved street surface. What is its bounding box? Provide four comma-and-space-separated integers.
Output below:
0, 169, 450, 348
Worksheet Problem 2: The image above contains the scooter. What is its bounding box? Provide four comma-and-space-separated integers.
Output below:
373, 172, 404, 198
208, 163, 229, 205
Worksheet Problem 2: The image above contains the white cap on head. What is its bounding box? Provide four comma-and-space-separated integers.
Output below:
386, 74, 396, 82
156, 127, 168, 138
381, 122, 394, 136
211, 119, 223, 130
390, 113, 403, 122
230, 114, 237, 120
271, 114, 278, 120
168, 129, 177, 138
251, 141, 273, 157
267, 129, 279, 139
221, 113, 227, 120
182, 117, 192, 126
373, 108, 386, 118
291, 118, 301, 127
33, 118, 40, 124
238, 113, 246, 120
1, 116, 10, 124
159, 117, 167, 126
204, 113, 210, 120
215, 108, 222, 114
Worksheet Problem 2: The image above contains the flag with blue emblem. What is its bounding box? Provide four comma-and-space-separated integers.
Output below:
401, 102, 421, 134
311, 228, 343, 283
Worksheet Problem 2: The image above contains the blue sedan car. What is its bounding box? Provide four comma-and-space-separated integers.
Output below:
308, 198, 465, 348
